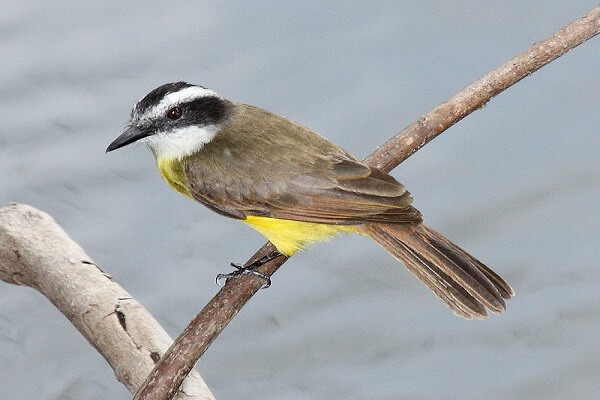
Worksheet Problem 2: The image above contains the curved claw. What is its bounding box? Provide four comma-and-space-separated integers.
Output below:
252, 271, 271, 289
215, 273, 228, 286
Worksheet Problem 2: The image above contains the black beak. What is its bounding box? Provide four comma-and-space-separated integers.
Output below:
106, 125, 152, 153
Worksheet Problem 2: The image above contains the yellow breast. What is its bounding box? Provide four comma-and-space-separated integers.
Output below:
156, 157, 194, 199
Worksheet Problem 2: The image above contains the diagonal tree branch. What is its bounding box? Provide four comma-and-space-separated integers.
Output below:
137, 5, 600, 399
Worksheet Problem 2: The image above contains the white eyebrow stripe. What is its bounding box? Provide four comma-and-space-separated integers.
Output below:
142, 86, 220, 120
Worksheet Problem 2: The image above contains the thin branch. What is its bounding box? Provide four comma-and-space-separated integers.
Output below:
0, 203, 215, 400
364, 6, 600, 173
136, 6, 600, 400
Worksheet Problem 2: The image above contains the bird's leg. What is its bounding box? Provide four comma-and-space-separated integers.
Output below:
216, 250, 283, 288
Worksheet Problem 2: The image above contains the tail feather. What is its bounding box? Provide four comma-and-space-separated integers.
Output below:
392, 236, 488, 319
429, 227, 515, 300
363, 223, 513, 319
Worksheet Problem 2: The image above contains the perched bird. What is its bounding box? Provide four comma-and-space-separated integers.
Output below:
107, 82, 513, 319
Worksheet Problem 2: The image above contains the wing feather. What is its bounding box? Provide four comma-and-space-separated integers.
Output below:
184, 103, 422, 225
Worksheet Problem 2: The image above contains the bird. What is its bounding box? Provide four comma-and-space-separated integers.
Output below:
107, 81, 514, 319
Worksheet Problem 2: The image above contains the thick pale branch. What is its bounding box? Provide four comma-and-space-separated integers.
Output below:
135, 6, 600, 400
0, 203, 214, 400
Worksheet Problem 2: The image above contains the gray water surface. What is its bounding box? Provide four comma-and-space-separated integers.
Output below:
1, 2, 599, 399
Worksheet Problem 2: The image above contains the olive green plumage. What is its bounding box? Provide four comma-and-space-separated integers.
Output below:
183, 103, 422, 224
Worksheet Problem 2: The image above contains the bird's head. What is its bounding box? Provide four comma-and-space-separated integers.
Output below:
106, 82, 232, 160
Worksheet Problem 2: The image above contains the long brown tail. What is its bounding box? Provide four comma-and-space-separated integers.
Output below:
363, 223, 514, 319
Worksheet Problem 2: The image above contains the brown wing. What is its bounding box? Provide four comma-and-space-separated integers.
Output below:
184, 103, 422, 225
264, 157, 422, 224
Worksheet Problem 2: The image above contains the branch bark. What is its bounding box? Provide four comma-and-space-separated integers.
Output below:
135, 6, 600, 400
0, 203, 215, 400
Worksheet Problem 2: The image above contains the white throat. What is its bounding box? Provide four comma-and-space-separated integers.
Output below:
141, 124, 220, 160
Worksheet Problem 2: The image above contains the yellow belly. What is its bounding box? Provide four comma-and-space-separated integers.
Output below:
244, 215, 357, 256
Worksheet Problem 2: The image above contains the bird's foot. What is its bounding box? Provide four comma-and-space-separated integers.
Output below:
215, 263, 272, 288
215, 251, 282, 288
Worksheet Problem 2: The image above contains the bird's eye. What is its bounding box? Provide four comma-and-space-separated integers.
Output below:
166, 106, 183, 120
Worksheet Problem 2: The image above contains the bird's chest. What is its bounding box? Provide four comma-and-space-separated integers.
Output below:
156, 157, 194, 199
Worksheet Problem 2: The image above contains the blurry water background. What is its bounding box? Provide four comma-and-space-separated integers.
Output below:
1, 2, 599, 399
